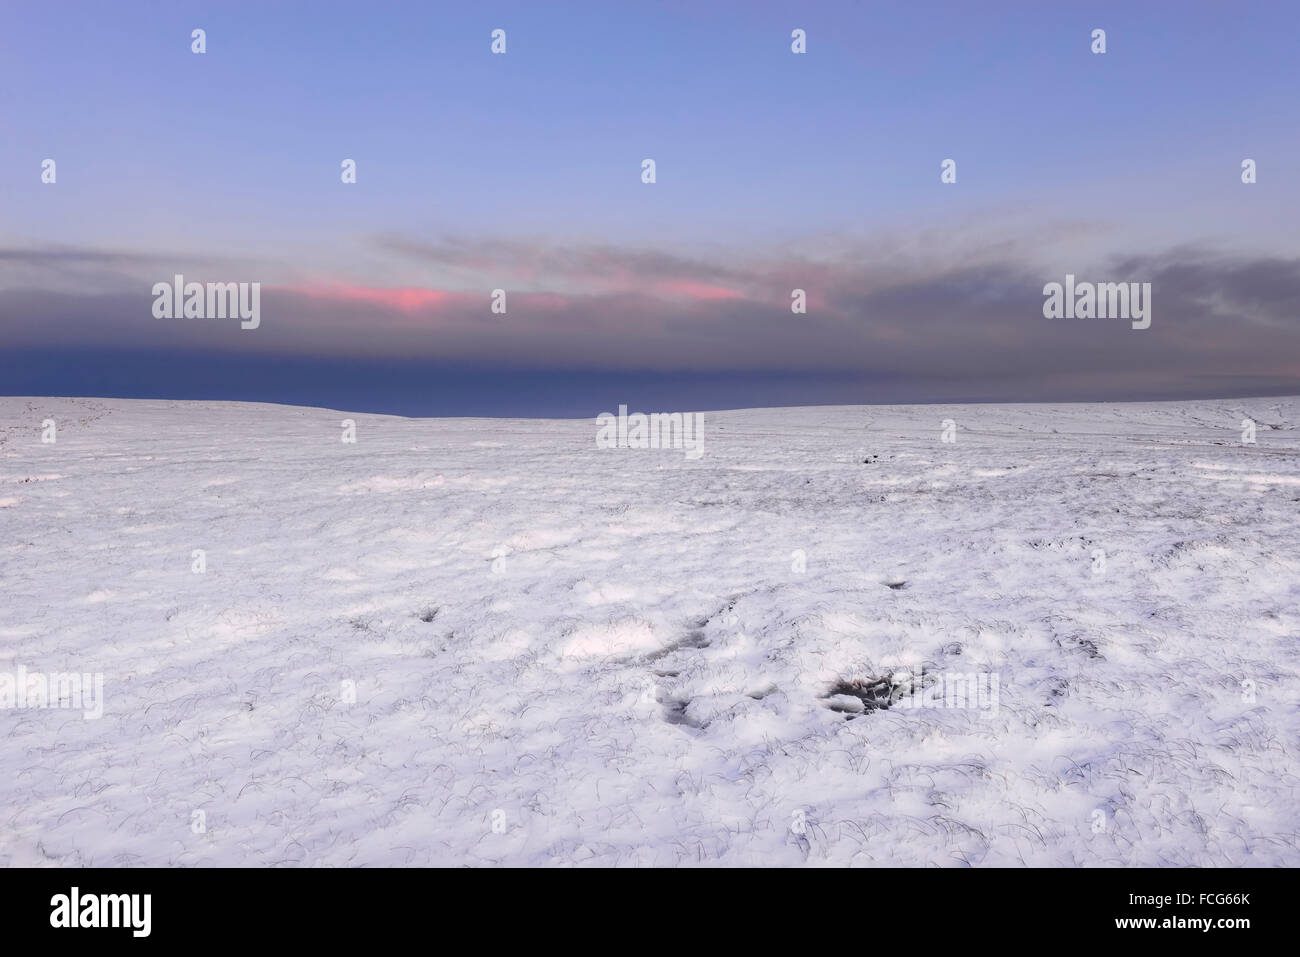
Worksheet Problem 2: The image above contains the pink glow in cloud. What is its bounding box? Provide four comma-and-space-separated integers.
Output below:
652, 280, 746, 301
286, 279, 741, 313
288, 282, 463, 312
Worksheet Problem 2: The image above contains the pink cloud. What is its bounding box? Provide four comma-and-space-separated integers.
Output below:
287, 278, 735, 314
288, 282, 461, 312
652, 280, 746, 301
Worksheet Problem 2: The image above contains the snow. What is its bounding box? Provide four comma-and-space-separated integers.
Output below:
1, 394, 1298, 866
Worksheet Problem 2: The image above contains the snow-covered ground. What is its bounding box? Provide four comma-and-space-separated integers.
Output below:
1, 394, 1297, 866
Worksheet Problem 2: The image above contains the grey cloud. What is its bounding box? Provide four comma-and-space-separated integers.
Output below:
2, 243, 1296, 403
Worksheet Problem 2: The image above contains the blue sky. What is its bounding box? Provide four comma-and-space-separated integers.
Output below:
2, 1, 1298, 414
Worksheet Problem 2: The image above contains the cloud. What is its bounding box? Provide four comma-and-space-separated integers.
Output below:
289, 283, 466, 313
1, 238, 1297, 402
373, 234, 760, 290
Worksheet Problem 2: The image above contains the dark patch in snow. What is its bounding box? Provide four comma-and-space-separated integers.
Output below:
680, 630, 709, 648
644, 629, 710, 663
663, 697, 703, 728
416, 606, 440, 623
825, 676, 906, 715
1072, 637, 1103, 659
1045, 677, 1070, 704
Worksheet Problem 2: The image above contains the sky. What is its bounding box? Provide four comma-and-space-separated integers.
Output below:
2, 0, 1298, 416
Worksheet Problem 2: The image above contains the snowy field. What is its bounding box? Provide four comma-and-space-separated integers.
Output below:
1, 394, 1297, 867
